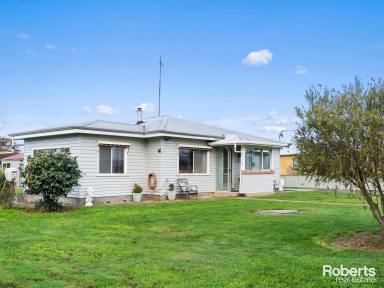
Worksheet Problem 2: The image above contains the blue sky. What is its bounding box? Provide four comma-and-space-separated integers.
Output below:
1, 0, 384, 142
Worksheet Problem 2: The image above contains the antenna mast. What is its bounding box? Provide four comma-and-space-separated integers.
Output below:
158, 56, 164, 117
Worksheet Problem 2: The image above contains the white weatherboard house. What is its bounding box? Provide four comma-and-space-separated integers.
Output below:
10, 111, 287, 204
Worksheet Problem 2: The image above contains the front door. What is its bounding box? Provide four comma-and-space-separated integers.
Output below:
223, 147, 233, 192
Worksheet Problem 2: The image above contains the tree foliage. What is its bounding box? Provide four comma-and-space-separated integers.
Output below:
24, 151, 81, 211
294, 78, 384, 235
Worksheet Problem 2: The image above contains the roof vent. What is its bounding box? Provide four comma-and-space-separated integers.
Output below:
136, 107, 144, 124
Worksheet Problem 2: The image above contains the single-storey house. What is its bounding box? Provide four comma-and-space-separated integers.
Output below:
10, 111, 287, 204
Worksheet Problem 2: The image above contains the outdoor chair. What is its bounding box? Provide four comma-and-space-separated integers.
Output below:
176, 178, 198, 199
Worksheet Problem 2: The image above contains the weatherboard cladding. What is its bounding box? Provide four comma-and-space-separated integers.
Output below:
240, 148, 281, 193
23, 135, 82, 197
23, 134, 283, 197
78, 135, 147, 198
159, 138, 217, 194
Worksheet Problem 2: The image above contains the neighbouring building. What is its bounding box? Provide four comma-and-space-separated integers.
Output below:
1, 152, 24, 187
280, 153, 351, 191
280, 153, 298, 176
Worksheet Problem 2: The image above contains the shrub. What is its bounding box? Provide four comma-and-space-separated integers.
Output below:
169, 183, 175, 191
23, 151, 81, 211
0, 168, 12, 206
132, 183, 143, 193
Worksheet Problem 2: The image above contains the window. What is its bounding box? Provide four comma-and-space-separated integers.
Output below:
178, 148, 208, 174
2, 163, 10, 169
33, 147, 70, 156
99, 145, 126, 174
292, 157, 298, 171
245, 148, 272, 171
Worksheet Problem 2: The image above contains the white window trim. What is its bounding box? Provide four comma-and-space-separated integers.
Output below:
177, 148, 210, 176
96, 143, 129, 176
242, 148, 273, 171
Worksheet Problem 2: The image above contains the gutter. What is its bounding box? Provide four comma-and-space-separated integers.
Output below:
209, 141, 288, 148
10, 127, 222, 141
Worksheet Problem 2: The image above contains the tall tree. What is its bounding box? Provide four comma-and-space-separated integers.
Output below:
294, 78, 384, 236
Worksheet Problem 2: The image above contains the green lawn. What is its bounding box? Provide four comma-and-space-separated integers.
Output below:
0, 192, 382, 287
261, 191, 366, 204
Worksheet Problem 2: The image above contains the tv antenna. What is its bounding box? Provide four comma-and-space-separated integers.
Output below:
158, 56, 164, 117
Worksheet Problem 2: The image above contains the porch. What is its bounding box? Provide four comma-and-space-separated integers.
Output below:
212, 138, 286, 193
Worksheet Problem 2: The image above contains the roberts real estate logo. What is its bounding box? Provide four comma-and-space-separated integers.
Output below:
323, 265, 376, 284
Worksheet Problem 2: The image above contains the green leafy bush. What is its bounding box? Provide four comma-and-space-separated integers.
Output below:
24, 151, 81, 211
168, 183, 175, 191
132, 183, 143, 193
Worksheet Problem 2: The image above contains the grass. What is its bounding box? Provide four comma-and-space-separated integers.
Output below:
261, 191, 366, 204
0, 192, 382, 287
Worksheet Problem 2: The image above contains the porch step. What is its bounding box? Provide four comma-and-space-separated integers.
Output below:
213, 192, 241, 198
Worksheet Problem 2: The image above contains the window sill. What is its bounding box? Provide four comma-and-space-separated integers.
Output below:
241, 170, 274, 175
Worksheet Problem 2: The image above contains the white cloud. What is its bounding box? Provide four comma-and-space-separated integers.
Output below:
15, 32, 31, 40
83, 106, 92, 113
207, 111, 298, 139
69, 48, 76, 53
136, 102, 156, 113
262, 125, 287, 133
45, 44, 56, 50
25, 48, 36, 55
242, 49, 272, 66
96, 105, 121, 115
295, 65, 309, 75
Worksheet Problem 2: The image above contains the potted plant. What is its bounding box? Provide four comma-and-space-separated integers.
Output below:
132, 183, 143, 203
167, 183, 176, 201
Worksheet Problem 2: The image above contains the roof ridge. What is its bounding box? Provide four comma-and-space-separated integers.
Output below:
159, 115, 168, 129
92, 119, 137, 126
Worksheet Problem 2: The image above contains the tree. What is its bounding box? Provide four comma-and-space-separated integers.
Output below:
24, 151, 81, 211
294, 78, 384, 236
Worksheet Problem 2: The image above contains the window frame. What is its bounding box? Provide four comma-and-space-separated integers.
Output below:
243, 148, 273, 172
177, 147, 210, 176
32, 146, 70, 157
2, 163, 11, 169
96, 142, 129, 176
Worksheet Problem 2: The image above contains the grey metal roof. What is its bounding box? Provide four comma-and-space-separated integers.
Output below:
10, 115, 286, 147
10, 120, 143, 137
137, 116, 226, 138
